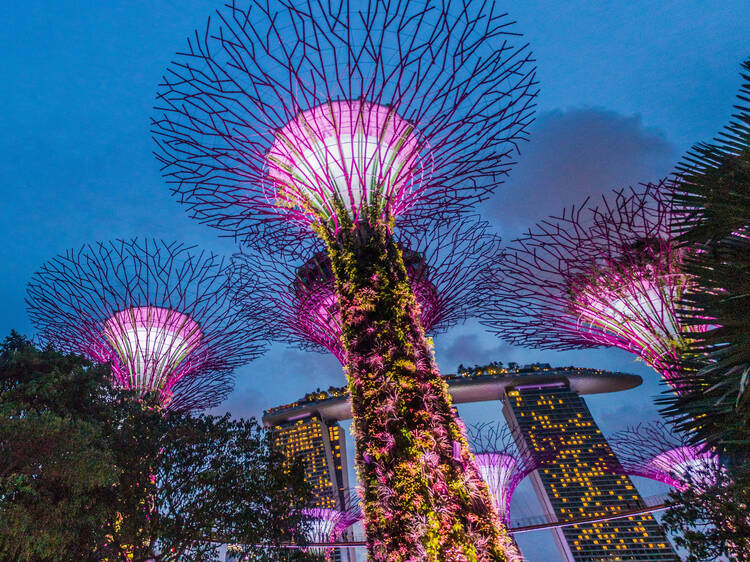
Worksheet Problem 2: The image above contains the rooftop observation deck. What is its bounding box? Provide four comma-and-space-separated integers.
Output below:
262, 363, 642, 426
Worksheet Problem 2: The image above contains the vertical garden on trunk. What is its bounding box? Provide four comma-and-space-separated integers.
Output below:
325, 220, 512, 559
152, 1, 538, 558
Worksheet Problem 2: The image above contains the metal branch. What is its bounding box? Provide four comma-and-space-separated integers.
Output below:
152, 0, 537, 249
478, 182, 706, 388
26, 239, 266, 411
231, 216, 502, 363
607, 420, 719, 491
467, 422, 550, 523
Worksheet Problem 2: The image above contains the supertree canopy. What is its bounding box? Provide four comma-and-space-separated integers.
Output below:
466, 422, 547, 527
231, 218, 502, 363
608, 421, 720, 491
153, 0, 536, 245
301, 489, 363, 559
153, 1, 535, 559
479, 183, 702, 388
25, 239, 264, 411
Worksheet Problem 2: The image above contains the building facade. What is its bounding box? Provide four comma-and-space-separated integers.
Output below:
270, 413, 349, 510
503, 380, 678, 561
268, 413, 350, 562
263, 364, 677, 560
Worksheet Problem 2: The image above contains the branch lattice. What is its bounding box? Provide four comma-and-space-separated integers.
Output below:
152, 0, 537, 247
608, 421, 719, 491
302, 488, 363, 559
232, 217, 501, 363
26, 239, 265, 411
467, 422, 549, 524
479, 182, 704, 388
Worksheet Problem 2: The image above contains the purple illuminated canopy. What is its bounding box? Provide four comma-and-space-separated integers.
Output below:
266, 100, 427, 229
467, 422, 546, 525
152, 1, 535, 556
608, 421, 719, 491
232, 218, 501, 363
279, 246, 436, 364
26, 239, 265, 410
300, 489, 363, 553
103, 306, 202, 393
479, 183, 705, 388
152, 0, 537, 246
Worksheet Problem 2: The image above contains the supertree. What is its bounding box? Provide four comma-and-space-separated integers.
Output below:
608, 421, 720, 491
479, 182, 703, 389
466, 422, 548, 529
152, 1, 536, 559
25, 239, 264, 411
302, 489, 363, 561
231, 218, 502, 363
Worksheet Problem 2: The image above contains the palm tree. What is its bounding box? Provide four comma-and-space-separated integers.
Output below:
660, 59, 750, 462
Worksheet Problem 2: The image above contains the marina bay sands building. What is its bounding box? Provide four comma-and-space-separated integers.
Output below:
502, 378, 677, 560
263, 364, 677, 560
269, 405, 349, 511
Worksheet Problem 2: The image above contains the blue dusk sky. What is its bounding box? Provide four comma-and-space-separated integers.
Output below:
0, 2, 747, 559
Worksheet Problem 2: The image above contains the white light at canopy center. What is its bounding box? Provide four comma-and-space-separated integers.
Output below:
298, 135, 391, 210
267, 101, 423, 223
301, 507, 344, 554
103, 306, 202, 394
572, 277, 682, 352
475, 452, 518, 522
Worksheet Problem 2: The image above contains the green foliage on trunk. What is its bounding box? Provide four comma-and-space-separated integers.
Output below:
319, 218, 515, 562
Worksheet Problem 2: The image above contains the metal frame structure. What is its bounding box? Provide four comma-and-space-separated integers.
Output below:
232, 217, 502, 363
152, 0, 537, 248
608, 421, 719, 491
479, 183, 702, 388
467, 422, 548, 525
152, 1, 536, 558
301, 489, 363, 561
26, 239, 265, 410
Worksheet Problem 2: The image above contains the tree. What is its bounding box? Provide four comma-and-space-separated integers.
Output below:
0, 331, 131, 561
660, 59, 750, 458
669, 59, 750, 243
0, 332, 315, 561
656, 59, 750, 562
145, 413, 316, 561
662, 466, 750, 561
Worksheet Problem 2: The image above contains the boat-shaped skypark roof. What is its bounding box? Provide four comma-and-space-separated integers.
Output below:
263, 363, 642, 426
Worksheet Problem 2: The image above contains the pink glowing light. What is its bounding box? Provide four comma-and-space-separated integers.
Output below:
302, 507, 361, 543
300, 491, 362, 555
266, 101, 428, 229
609, 421, 720, 491
468, 423, 545, 525
475, 452, 521, 524
233, 217, 499, 364
290, 248, 438, 363
647, 446, 720, 491
479, 183, 708, 389
26, 239, 265, 410
567, 254, 700, 385
102, 306, 202, 400
153, 0, 537, 250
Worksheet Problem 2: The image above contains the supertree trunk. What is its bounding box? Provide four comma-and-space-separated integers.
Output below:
151, 2, 537, 557
323, 221, 517, 562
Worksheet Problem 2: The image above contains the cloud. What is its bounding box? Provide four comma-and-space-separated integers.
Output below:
484, 107, 677, 237
212, 386, 269, 422
434, 323, 513, 372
